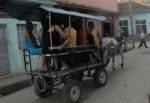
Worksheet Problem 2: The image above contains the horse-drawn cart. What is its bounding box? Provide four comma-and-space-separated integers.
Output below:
3, 1, 124, 103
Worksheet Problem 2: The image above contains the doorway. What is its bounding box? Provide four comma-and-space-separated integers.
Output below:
102, 22, 111, 37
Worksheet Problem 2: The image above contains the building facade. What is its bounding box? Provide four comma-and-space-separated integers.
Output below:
0, 11, 41, 75
119, 2, 150, 39
118, 0, 144, 3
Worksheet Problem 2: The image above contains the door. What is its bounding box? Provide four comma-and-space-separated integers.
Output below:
0, 25, 10, 75
102, 22, 111, 37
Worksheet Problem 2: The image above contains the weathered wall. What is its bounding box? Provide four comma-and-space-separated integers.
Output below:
58, 0, 118, 12
0, 18, 40, 73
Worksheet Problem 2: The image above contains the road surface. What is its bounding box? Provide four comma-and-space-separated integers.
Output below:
0, 48, 150, 103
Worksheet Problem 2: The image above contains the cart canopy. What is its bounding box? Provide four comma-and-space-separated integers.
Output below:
41, 6, 106, 21
4, 1, 106, 21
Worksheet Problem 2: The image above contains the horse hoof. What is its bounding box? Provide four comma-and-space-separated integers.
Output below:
121, 64, 124, 67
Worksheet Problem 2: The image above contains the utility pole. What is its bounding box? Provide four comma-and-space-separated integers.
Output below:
128, 0, 135, 48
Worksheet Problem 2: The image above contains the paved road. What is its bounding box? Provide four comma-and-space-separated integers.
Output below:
1, 48, 150, 103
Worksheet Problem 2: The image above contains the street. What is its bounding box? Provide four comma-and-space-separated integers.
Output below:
0, 48, 150, 103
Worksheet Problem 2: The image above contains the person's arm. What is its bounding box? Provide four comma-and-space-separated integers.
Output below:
57, 27, 71, 50
57, 36, 69, 50
55, 25, 67, 39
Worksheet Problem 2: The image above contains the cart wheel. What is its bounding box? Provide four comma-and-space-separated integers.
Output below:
34, 76, 53, 98
94, 68, 107, 87
62, 80, 81, 103
71, 72, 83, 82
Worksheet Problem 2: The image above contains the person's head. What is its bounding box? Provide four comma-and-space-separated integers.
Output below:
70, 20, 79, 30
26, 21, 33, 32
88, 21, 95, 30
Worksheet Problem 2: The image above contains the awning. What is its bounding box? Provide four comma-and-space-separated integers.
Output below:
4, 1, 47, 21
41, 6, 106, 21
4, 1, 106, 21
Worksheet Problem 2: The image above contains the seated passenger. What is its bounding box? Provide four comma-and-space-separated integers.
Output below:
76, 20, 90, 63
24, 21, 46, 71
58, 26, 77, 50
41, 16, 67, 53
87, 21, 101, 62
88, 21, 101, 46
77, 20, 88, 46
24, 21, 42, 55
56, 22, 77, 69
41, 16, 70, 70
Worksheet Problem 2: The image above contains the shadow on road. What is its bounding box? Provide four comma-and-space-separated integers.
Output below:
33, 78, 98, 103
33, 67, 126, 103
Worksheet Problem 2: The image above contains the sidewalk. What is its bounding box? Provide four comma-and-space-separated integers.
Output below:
0, 73, 31, 96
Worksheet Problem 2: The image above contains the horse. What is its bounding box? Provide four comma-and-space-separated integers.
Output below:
102, 37, 124, 71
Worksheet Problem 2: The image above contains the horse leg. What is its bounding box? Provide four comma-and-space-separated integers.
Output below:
118, 46, 124, 67
112, 52, 116, 71
120, 51, 124, 67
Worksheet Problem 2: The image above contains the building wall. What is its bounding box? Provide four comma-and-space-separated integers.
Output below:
58, 0, 118, 12
144, 0, 150, 3
118, 0, 144, 3
0, 18, 40, 73
119, 12, 150, 36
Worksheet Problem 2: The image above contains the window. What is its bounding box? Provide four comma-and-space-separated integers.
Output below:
17, 24, 37, 50
135, 20, 146, 34
119, 20, 129, 37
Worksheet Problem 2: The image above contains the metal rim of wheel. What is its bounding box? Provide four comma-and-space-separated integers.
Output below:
35, 76, 46, 92
70, 84, 81, 102
99, 71, 107, 84
34, 76, 53, 98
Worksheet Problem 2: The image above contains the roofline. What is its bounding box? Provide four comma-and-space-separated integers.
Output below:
118, 2, 150, 13
118, 10, 150, 15
56, 1, 118, 16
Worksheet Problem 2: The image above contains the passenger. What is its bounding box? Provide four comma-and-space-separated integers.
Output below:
24, 21, 42, 54
57, 21, 77, 52
57, 21, 77, 68
41, 16, 67, 51
76, 20, 90, 63
77, 20, 88, 46
41, 16, 69, 70
24, 21, 46, 71
87, 21, 101, 62
88, 21, 101, 46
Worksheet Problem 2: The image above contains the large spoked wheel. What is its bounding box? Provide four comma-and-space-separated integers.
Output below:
62, 80, 81, 103
94, 68, 107, 87
34, 76, 53, 98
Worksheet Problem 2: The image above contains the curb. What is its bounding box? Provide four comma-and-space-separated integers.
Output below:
0, 77, 31, 96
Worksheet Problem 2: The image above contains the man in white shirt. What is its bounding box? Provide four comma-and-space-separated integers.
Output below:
138, 31, 148, 48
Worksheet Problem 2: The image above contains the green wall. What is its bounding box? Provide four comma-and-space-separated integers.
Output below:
119, 11, 150, 36
0, 18, 40, 73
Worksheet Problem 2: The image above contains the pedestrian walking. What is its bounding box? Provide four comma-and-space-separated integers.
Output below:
138, 31, 148, 48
